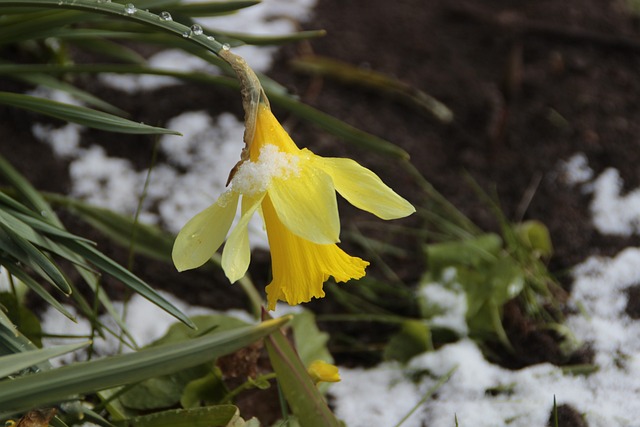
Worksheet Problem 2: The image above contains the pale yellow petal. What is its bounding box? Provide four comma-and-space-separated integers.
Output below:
268, 160, 340, 244
314, 156, 415, 220
262, 195, 368, 310
221, 193, 264, 282
172, 191, 239, 272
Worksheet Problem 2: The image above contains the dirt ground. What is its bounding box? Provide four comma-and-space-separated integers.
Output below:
3, 1, 640, 425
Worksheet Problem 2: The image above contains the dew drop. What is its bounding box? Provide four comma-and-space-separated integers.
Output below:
207, 35, 216, 42
124, 3, 136, 14
190, 24, 203, 36
159, 11, 172, 21
40, 210, 48, 217
222, 43, 230, 51
182, 30, 189, 38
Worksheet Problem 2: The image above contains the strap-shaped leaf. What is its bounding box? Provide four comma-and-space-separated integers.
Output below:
264, 313, 341, 427
0, 92, 180, 135
0, 317, 289, 416
0, 342, 90, 378
61, 240, 195, 329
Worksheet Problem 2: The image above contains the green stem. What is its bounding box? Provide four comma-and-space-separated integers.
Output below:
0, 0, 226, 54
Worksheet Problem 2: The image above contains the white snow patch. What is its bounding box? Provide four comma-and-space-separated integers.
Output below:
331, 248, 640, 427
417, 281, 468, 336
589, 168, 640, 236
559, 152, 594, 185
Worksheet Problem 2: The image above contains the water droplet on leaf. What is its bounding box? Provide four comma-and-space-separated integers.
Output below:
159, 11, 172, 21
222, 43, 230, 51
190, 24, 203, 36
124, 3, 136, 14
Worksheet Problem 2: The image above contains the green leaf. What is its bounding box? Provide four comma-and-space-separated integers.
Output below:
383, 320, 432, 363
264, 314, 340, 427
0, 92, 180, 135
119, 364, 212, 410
0, 317, 289, 416
15, 72, 128, 116
61, 240, 195, 329
113, 405, 238, 427
424, 233, 502, 274
180, 369, 227, 409
52, 195, 174, 262
165, 1, 260, 17
515, 220, 553, 258
290, 310, 332, 367
0, 342, 89, 378
0, 292, 43, 348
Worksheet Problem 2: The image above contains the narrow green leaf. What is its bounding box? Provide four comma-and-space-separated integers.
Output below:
1, 262, 75, 320
61, 240, 194, 329
0, 225, 72, 295
212, 29, 326, 46
165, 1, 260, 16
0, 317, 289, 416
291, 55, 453, 123
0, 342, 90, 378
17, 73, 129, 116
264, 314, 340, 427
52, 195, 174, 262
270, 91, 410, 160
69, 37, 146, 64
0, 92, 180, 135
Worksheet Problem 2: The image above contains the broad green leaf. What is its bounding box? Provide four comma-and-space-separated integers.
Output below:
0, 92, 180, 135
180, 369, 227, 409
424, 233, 502, 274
264, 315, 340, 427
113, 405, 238, 427
383, 320, 432, 363
0, 342, 89, 378
0, 317, 289, 416
515, 220, 553, 258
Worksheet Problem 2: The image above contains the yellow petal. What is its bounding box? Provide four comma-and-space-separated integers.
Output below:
172, 191, 239, 272
307, 360, 341, 384
314, 156, 415, 220
221, 193, 264, 282
262, 195, 368, 310
268, 159, 340, 244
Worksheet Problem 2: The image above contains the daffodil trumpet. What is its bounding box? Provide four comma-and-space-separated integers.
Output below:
172, 49, 415, 310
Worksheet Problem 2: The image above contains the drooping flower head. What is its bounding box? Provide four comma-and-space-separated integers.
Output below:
172, 50, 414, 310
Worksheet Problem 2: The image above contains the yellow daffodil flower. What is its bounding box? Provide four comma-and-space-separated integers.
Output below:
307, 360, 341, 384
172, 102, 414, 309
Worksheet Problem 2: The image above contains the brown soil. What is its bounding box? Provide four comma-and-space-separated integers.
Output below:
3, 1, 640, 425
